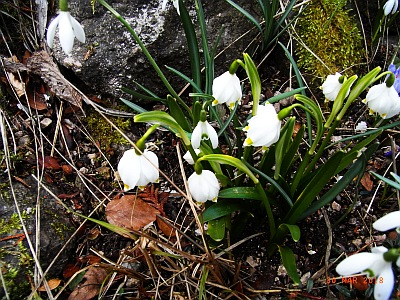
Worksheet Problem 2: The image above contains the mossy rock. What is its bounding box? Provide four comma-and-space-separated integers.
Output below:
295, 0, 364, 83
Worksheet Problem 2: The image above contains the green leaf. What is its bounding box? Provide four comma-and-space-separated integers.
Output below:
280, 124, 305, 177
201, 198, 254, 222
208, 216, 227, 241
372, 171, 400, 190
166, 95, 192, 132
179, 0, 202, 89
120, 87, 164, 102
243, 53, 261, 115
278, 245, 300, 285
199, 266, 209, 300
285, 151, 345, 224
275, 117, 295, 180
265, 87, 307, 104
218, 186, 262, 200
278, 223, 300, 242
225, 0, 263, 33
120, 98, 148, 114
165, 66, 203, 93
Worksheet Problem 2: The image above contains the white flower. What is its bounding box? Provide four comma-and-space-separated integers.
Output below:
383, 0, 399, 15
355, 121, 368, 132
321, 72, 348, 101
191, 121, 218, 149
117, 149, 159, 191
161, 0, 180, 15
336, 246, 398, 300
212, 71, 242, 109
243, 103, 281, 147
373, 210, 400, 232
46, 11, 85, 55
188, 170, 220, 202
364, 83, 400, 119
183, 149, 201, 165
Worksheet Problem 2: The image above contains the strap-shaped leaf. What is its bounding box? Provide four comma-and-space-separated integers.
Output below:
218, 186, 262, 200
225, 0, 262, 33
201, 198, 256, 222
207, 216, 227, 241
120, 98, 147, 114
278, 245, 300, 285
166, 95, 192, 132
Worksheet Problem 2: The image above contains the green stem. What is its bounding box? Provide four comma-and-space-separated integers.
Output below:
255, 182, 275, 236
136, 124, 160, 153
97, 0, 192, 117
59, 0, 68, 11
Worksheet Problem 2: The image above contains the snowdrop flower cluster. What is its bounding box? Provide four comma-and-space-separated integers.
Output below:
243, 103, 281, 147
212, 71, 242, 109
321, 72, 348, 101
46, 11, 85, 55
383, 0, 399, 15
336, 211, 400, 300
363, 83, 400, 118
188, 170, 220, 202
117, 149, 159, 191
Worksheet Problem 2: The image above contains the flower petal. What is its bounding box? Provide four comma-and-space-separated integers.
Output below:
336, 253, 381, 275
204, 121, 219, 149
191, 122, 203, 149
118, 149, 140, 191
58, 12, 75, 54
46, 15, 60, 49
70, 15, 86, 43
373, 265, 394, 300
137, 150, 159, 186
373, 211, 400, 232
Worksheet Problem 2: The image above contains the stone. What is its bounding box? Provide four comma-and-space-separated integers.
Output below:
50, 0, 257, 99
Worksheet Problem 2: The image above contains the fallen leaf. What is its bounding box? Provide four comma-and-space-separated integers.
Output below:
78, 254, 102, 264
68, 266, 108, 300
106, 195, 160, 231
360, 172, 373, 191
38, 278, 61, 291
38, 156, 61, 170
7, 73, 25, 97
63, 264, 80, 279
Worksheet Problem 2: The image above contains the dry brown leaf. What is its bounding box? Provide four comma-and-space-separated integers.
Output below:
68, 266, 108, 300
38, 278, 61, 291
106, 195, 160, 231
360, 172, 374, 191
38, 156, 61, 170
7, 73, 25, 97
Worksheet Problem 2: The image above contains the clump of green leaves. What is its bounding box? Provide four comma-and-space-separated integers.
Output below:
295, 0, 364, 80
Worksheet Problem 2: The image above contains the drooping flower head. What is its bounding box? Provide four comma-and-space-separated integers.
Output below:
188, 170, 220, 202
243, 103, 281, 147
363, 83, 400, 118
118, 149, 159, 191
212, 71, 242, 109
46, 11, 85, 55
191, 119, 218, 149
383, 0, 399, 15
336, 246, 400, 300
183, 149, 201, 165
321, 72, 348, 102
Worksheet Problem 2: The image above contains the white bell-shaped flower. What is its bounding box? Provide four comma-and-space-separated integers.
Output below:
243, 103, 281, 147
161, 0, 180, 14
183, 149, 201, 165
364, 83, 400, 119
321, 72, 348, 101
117, 149, 159, 191
188, 170, 220, 202
191, 120, 218, 149
383, 0, 399, 15
373, 211, 400, 232
212, 71, 242, 109
336, 246, 398, 300
46, 11, 85, 55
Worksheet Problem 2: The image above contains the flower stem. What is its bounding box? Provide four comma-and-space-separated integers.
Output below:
59, 0, 68, 11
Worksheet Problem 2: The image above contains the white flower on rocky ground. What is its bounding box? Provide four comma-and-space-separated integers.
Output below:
161, 0, 180, 14
212, 71, 242, 109
183, 149, 201, 165
355, 121, 368, 132
321, 72, 348, 101
117, 149, 159, 191
46, 11, 85, 55
363, 83, 400, 119
188, 170, 220, 202
336, 246, 399, 300
373, 210, 400, 232
383, 0, 399, 15
243, 103, 281, 147
191, 120, 218, 149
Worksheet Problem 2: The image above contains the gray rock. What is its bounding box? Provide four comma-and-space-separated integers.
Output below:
0, 177, 76, 299
50, 0, 257, 99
